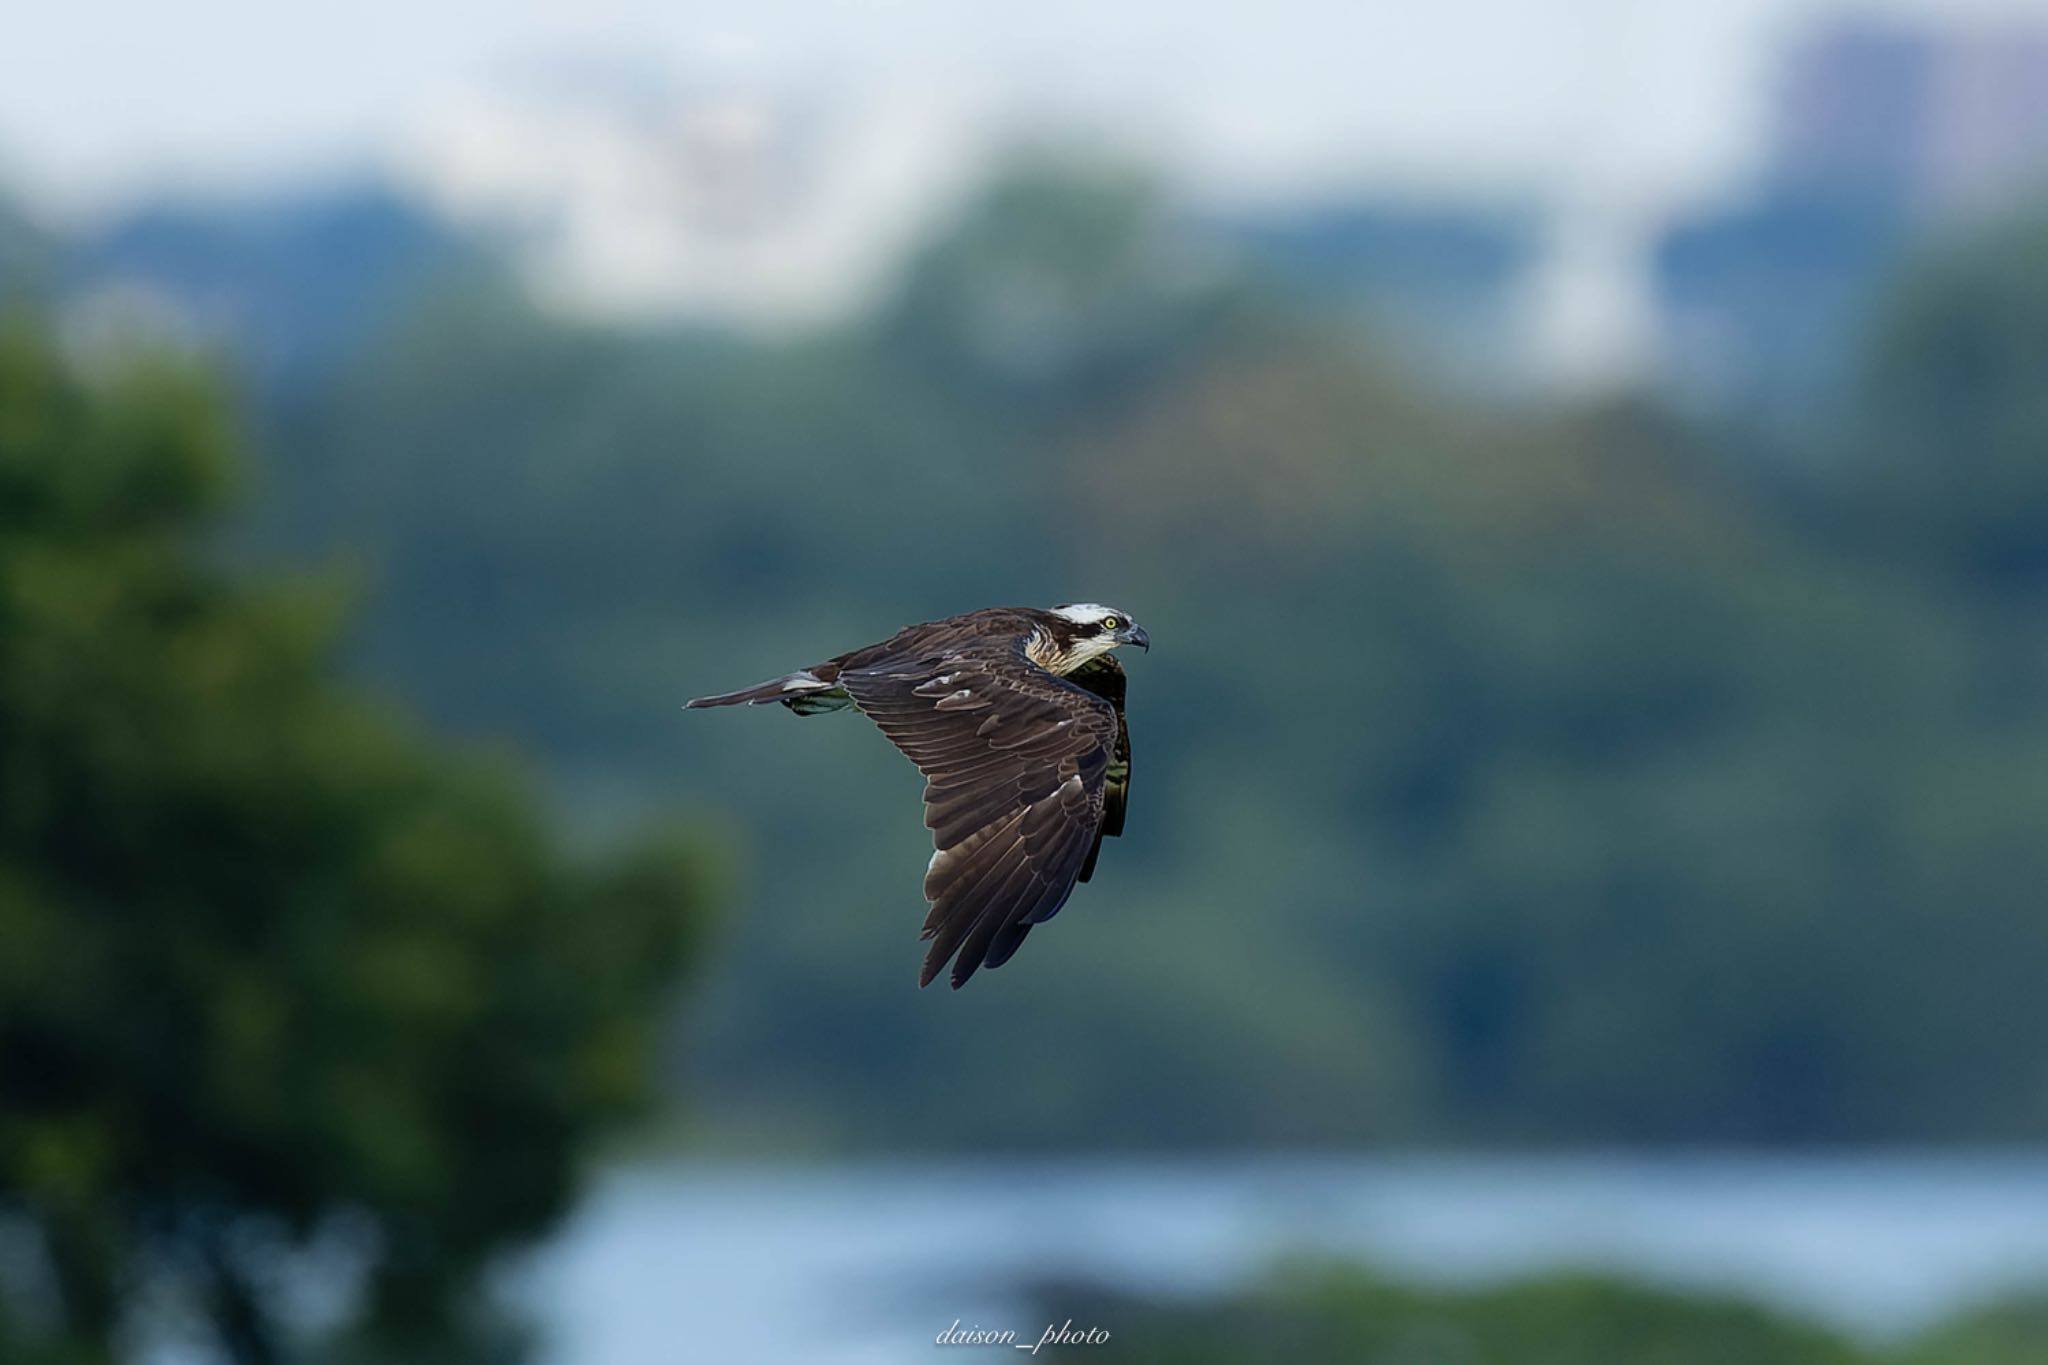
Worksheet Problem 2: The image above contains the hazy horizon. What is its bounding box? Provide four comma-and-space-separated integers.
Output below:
11, 0, 2045, 218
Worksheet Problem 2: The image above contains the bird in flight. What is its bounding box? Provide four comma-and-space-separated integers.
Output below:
687, 604, 1149, 989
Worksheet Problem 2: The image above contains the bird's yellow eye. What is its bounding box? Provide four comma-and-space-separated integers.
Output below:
1100, 615, 1121, 632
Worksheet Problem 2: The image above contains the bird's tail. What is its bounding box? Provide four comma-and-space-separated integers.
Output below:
686, 670, 838, 709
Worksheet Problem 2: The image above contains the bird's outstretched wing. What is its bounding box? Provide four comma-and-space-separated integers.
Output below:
839, 637, 1119, 988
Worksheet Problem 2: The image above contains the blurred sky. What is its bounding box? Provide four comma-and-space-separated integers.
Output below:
9, 0, 2048, 217
11, 0, 2048, 389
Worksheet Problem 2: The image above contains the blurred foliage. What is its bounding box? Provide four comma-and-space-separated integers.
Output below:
1025, 1264, 2048, 1365
1900, 1291, 2048, 1365
0, 327, 716, 1361
230, 164, 2048, 1152
9, 158, 2038, 1156
1856, 212, 2048, 593
0, 196, 53, 310
881, 156, 1254, 415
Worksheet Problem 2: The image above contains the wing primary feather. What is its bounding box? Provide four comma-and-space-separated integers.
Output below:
837, 634, 1125, 988
1077, 829, 1105, 884
919, 831, 1033, 986
981, 920, 1033, 972
952, 821, 1091, 987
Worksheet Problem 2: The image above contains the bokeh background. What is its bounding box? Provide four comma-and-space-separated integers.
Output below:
8, 2, 2048, 1361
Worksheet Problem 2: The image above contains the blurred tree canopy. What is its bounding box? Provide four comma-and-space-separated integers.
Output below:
1028, 1264, 2048, 1365
0, 197, 50, 310
17, 163, 2043, 1157
879, 157, 1251, 415
231, 168, 2048, 1154
0, 328, 715, 1362
1855, 212, 2048, 593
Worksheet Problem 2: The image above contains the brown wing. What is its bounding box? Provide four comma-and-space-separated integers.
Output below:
838, 636, 1119, 989
1065, 655, 1130, 883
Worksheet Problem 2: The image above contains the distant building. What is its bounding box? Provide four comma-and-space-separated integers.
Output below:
398, 63, 984, 328
1774, 22, 2048, 217
1652, 21, 2048, 426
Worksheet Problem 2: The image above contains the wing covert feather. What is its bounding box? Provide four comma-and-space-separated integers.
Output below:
838, 637, 1118, 988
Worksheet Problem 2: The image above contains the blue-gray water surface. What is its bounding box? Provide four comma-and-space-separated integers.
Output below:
516, 1154, 2048, 1364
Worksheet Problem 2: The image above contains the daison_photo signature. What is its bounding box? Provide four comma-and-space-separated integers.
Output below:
936, 1319, 1112, 1353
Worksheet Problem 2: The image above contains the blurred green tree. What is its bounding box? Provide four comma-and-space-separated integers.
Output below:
0, 326, 715, 1362
1033, 1264, 1869, 1365
880, 156, 1248, 417
1029, 1264, 2048, 1365
1901, 1291, 2048, 1365
230, 166, 2048, 1152
1857, 210, 2048, 592
0, 198, 51, 308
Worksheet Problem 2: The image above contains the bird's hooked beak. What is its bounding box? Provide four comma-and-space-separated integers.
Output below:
1122, 622, 1151, 652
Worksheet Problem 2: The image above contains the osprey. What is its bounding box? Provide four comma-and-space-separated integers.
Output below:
687, 604, 1149, 989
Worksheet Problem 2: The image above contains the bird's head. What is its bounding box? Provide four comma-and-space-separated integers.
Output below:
1050, 603, 1150, 666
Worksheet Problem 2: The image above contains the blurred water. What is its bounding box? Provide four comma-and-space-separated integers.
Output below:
517, 1153, 2048, 1364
